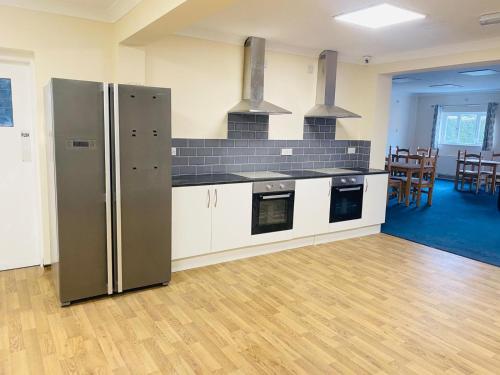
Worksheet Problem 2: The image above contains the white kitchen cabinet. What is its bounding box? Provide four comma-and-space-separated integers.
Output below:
362, 173, 388, 226
293, 178, 331, 238
172, 183, 253, 259
172, 185, 212, 260
211, 183, 252, 252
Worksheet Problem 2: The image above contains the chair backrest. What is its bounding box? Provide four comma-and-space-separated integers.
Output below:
386, 146, 393, 172
396, 146, 410, 162
416, 147, 430, 157
406, 154, 422, 165
430, 148, 439, 158
462, 150, 482, 174
407, 155, 434, 180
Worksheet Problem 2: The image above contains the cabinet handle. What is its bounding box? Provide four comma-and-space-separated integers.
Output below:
207, 189, 211, 208
365, 179, 369, 192
328, 180, 332, 197
214, 188, 218, 208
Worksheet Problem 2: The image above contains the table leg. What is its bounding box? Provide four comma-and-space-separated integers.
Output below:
493, 165, 497, 194
405, 170, 412, 206
454, 160, 460, 190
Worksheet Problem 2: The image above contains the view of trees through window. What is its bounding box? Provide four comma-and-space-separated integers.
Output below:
438, 111, 487, 146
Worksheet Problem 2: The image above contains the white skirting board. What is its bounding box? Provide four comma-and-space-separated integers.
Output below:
172, 224, 381, 273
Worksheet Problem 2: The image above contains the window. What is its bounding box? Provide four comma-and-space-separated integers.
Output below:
0, 78, 14, 127
437, 110, 486, 146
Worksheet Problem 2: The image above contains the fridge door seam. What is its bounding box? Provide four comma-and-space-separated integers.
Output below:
103, 83, 113, 295
113, 83, 123, 293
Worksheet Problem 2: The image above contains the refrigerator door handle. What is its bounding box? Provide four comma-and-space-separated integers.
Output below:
113, 83, 124, 293
103, 83, 113, 295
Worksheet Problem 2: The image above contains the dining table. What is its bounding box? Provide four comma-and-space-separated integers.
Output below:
389, 161, 435, 206
454, 158, 500, 193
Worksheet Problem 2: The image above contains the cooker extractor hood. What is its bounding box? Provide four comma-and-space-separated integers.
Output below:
305, 50, 361, 119
228, 37, 291, 115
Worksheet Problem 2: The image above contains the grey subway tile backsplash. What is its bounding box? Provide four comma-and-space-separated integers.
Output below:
171, 113, 369, 176
172, 137, 371, 176
304, 117, 336, 140
228, 114, 269, 140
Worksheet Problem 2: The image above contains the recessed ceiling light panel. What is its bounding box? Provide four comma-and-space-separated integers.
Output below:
429, 84, 463, 88
392, 77, 418, 83
479, 12, 500, 26
334, 3, 426, 29
459, 69, 499, 76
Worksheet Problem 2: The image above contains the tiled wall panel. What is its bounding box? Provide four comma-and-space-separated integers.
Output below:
172, 138, 370, 176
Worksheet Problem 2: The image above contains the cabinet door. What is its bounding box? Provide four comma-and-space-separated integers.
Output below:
362, 174, 388, 226
294, 178, 331, 238
211, 183, 253, 252
172, 186, 212, 259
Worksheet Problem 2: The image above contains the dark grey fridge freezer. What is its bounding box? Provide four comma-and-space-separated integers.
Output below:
45, 78, 172, 305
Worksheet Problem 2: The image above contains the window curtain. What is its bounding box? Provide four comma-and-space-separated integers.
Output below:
482, 102, 498, 151
430, 105, 442, 149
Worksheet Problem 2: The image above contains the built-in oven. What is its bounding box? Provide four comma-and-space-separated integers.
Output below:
329, 175, 364, 223
252, 180, 295, 235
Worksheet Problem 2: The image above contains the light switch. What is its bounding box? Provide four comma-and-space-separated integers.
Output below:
347, 147, 356, 154
281, 148, 293, 156
171, 147, 177, 156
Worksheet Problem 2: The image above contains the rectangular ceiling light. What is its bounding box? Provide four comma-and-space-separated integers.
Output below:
335, 3, 426, 29
459, 69, 499, 76
429, 84, 463, 88
392, 77, 417, 83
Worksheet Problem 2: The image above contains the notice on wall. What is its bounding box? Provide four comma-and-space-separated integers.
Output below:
21, 131, 32, 162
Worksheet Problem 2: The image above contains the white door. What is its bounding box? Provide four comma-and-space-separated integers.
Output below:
211, 183, 252, 252
294, 178, 331, 238
0, 60, 40, 270
362, 174, 389, 227
172, 186, 212, 259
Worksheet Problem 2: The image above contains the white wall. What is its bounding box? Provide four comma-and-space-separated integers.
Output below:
144, 35, 372, 140
388, 90, 500, 176
387, 91, 418, 151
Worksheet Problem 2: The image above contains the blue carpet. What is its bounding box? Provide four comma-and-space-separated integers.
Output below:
382, 179, 500, 267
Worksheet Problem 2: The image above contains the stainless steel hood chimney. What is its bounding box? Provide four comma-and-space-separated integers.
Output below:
228, 37, 291, 115
305, 50, 361, 118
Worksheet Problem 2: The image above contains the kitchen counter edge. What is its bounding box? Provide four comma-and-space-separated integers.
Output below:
172, 169, 388, 187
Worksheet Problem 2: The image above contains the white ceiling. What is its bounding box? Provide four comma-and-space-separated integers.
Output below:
0, 0, 141, 22
178, 0, 500, 63
392, 64, 500, 94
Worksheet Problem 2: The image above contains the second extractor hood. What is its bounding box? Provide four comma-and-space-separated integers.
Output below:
306, 50, 361, 119
228, 37, 291, 115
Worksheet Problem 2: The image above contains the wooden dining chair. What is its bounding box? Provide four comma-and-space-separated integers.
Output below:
398, 155, 435, 207
386, 146, 403, 204
485, 151, 500, 193
416, 147, 431, 156
460, 151, 488, 194
410, 155, 436, 207
395, 146, 410, 162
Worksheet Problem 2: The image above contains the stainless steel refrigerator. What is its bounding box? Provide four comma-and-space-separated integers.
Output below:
45, 78, 172, 306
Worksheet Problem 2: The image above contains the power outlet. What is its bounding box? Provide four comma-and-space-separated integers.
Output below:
171, 147, 177, 156
347, 147, 356, 154
281, 148, 293, 156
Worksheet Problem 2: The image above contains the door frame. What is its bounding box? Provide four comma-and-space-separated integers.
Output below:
0, 52, 44, 268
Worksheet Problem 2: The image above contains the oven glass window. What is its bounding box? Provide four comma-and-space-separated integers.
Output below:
330, 186, 363, 223
258, 199, 288, 226
334, 195, 361, 216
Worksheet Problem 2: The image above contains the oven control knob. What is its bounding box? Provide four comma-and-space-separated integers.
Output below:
341, 178, 347, 184
266, 184, 272, 191
350, 178, 357, 183
279, 183, 285, 189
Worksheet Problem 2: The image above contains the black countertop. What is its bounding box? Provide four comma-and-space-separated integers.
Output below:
172, 168, 388, 187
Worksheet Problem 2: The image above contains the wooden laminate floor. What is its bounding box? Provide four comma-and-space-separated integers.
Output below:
1, 234, 500, 374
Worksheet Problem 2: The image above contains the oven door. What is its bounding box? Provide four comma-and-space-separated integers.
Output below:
252, 191, 295, 235
330, 184, 363, 223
